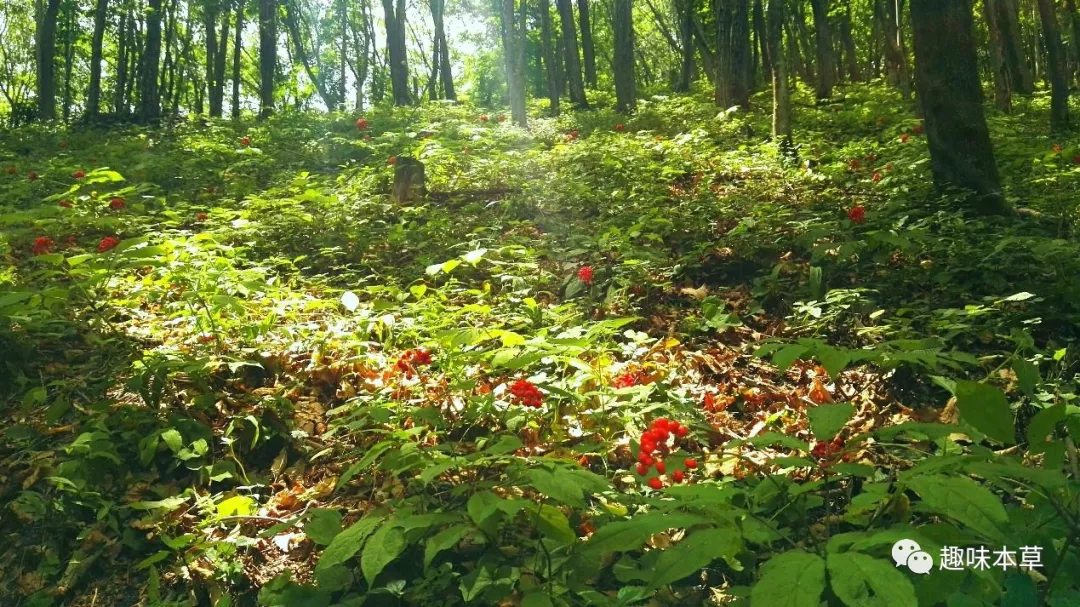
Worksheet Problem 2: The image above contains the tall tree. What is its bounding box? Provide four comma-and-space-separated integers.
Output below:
810, 0, 833, 99
211, 2, 232, 116
430, 0, 457, 100
731, 0, 751, 109
231, 0, 244, 119
1036, 0, 1070, 130
837, 0, 861, 82
578, 0, 597, 86
766, 0, 791, 149
875, 0, 909, 98
382, 0, 412, 105
141, 0, 163, 123
676, 0, 694, 92
613, 0, 636, 112
258, 0, 276, 117
115, 10, 130, 115
541, 0, 561, 114
35, 0, 61, 120
909, 0, 1005, 213
984, 0, 1013, 112
1066, 0, 1080, 87
502, 0, 527, 125
715, 0, 733, 107
284, 0, 336, 108
87, 0, 109, 119
556, 0, 589, 107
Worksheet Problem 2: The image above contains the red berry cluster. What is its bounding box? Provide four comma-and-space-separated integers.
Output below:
195, 212, 209, 222
356, 118, 369, 130
32, 237, 55, 255
240, 136, 252, 147
480, 114, 489, 123
811, 436, 850, 467
509, 379, 543, 408
97, 236, 120, 252
28, 171, 38, 181
109, 197, 126, 210
612, 370, 644, 389
615, 123, 625, 132
567, 130, 579, 142
577, 265, 593, 285
73, 170, 85, 180
58, 199, 73, 208
395, 348, 433, 375
848, 205, 866, 224
636, 418, 697, 489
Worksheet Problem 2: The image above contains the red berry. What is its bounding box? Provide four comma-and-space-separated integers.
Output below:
480, 115, 489, 122
673, 470, 685, 483
577, 265, 594, 285
388, 155, 398, 165
58, 200, 72, 208
901, 134, 909, 143
684, 458, 697, 469
848, 205, 866, 224
655, 461, 666, 474
73, 170, 85, 180
675, 425, 688, 437
648, 477, 664, 490
640, 441, 655, 455
355, 118, 369, 130
240, 136, 251, 146
615, 123, 625, 132
665, 420, 680, 432
636, 463, 649, 476
27, 171, 37, 181
872, 172, 882, 182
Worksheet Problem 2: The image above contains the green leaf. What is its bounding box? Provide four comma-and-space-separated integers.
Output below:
1027, 404, 1065, 449
217, 495, 255, 517
316, 510, 387, 573
953, 380, 1014, 444
906, 475, 1007, 541
750, 550, 826, 607
520, 591, 555, 607
808, 403, 856, 441
1012, 360, 1039, 397
361, 523, 407, 586
460, 562, 495, 601
161, 428, 183, 452
467, 490, 502, 526
305, 509, 343, 545
424, 524, 472, 570
578, 512, 710, 559
528, 468, 583, 505
815, 345, 852, 379
534, 503, 575, 544
827, 552, 917, 607
772, 345, 809, 371
648, 526, 742, 589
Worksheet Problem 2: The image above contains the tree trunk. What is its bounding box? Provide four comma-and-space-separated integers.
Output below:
837, 0, 860, 82
541, 0, 561, 114
676, 0, 694, 91
715, 0, 733, 107
87, 0, 109, 119
62, 2, 76, 120
116, 11, 129, 115
502, 0, 528, 125
1036, 0, 1070, 130
429, 0, 457, 100
578, 0, 597, 86
141, 0, 162, 123
35, 0, 61, 120
767, 0, 791, 148
259, 0, 276, 117
754, 0, 771, 78
556, 0, 589, 107
613, 0, 636, 112
810, 0, 833, 99
984, 0, 1013, 112
1065, 0, 1080, 87
211, 5, 231, 116
876, 0, 909, 98
382, 0, 412, 105
731, 0, 751, 108
909, 0, 1005, 213
284, 0, 337, 108
204, 1, 218, 115
232, 0, 244, 119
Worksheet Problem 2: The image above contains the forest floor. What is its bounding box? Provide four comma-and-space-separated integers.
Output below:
3, 84, 1080, 607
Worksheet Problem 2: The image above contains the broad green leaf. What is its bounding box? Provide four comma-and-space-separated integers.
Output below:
528, 468, 583, 505
361, 523, 407, 586
533, 504, 575, 544
906, 475, 1007, 541
827, 552, 916, 607
648, 527, 742, 589
808, 403, 856, 441
750, 550, 826, 607
520, 591, 555, 607
953, 380, 1014, 444
467, 490, 502, 526
578, 512, 710, 559
316, 510, 387, 573
1027, 404, 1065, 449
305, 509, 343, 545
815, 345, 852, 379
1012, 360, 1039, 397
772, 345, 808, 371
424, 524, 472, 569
217, 495, 255, 517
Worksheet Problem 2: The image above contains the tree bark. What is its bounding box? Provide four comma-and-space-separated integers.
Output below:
838, 0, 860, 82
909, 0, 1005, 213
541, 0, 561, 114
141, 0, 163, 123
35, 0, 61, 120
731, 0, 751, 108
87, 0, 109, 119
754, 0, 771, 78
382, 0, 412, 105
676, 0, 694, 91
231, 0, 244, 119
613, 0, 636, 112
258, 0, 276, 117
810, 0, 833, 99
999, 0, 1033, 93
430, 0, 457, 100
62, 2, 75, 120
875, 0, 909, 98
715, 0, 733, 108
211, 4, 231, 116
984, 0, 1013, 112
556, 0, 589, 107
502, 0, 528, 125
1065, 0, 1080, 87
1036, 0, 1070, 130
578, 0, 597, 86
116, 11, 130, 115
767, 0, 791, 148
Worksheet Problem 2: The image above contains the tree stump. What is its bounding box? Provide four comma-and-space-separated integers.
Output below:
391, 157, 427, 203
